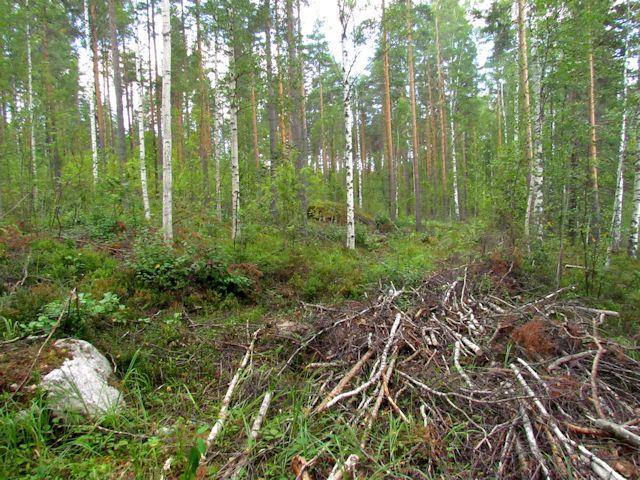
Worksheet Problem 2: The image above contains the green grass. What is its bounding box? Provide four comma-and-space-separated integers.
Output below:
2, 216, 636, 478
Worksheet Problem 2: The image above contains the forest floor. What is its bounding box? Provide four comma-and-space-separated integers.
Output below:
1, 217, 639, 479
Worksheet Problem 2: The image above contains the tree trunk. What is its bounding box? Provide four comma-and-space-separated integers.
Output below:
213, 33, 222, 222
89, 0, 107, 159
406, 0, 422, 231
354, 100, 363, 209
360, 108, 367, 178
195, 0, 210, 205
450, 98, 460, 220
519, 0, 537, 243
136, 4, 151, 221
264, 0, 278, 171
83, 0, 98, 183
108, 0, 128, 202
627, 54, 640, 258
381, 0, 396, 222
151, 0, 163, 186
230, 81, 240, 242
629, 141, 640, 258
251, 79, 260, 169
434, 13, 448, 209
26, 0, 37, 208
588, 47, 601, 241
609, 43, 629, 258
320, 80, 328, 174
161, 0, 173, 244
145, 1, 158, 193
340, 1, 355, 250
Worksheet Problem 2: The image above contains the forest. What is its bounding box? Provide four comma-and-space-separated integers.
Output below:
1, 0, 640, 478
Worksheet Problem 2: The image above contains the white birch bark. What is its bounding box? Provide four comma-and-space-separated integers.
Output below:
354, 101, 363, 209
449, 98, 460, 220
608, 44, 629, 261
83, 0, 98, 184
527, 75, 545, 241
629, 146, 640, 258
136, 8, 151, 221
161, 0, 173, 244
213, 34, 222, 222
340, 1, 355, 250
26, 0, 37, 206
230, 80, 240, 242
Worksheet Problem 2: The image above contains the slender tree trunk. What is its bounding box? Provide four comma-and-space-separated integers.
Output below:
354, 100, 363, 209
406, 0, 422, 231
213, 33, 222, 222
251, 78, 260, 169
500, 80, 507, 144
496, 86, 503, 149
360, 108, 367, 179
264, 0, 278, 171
588, 46, 601, 241
230, 80, 240, 242
195, 0, 210, 205
161, 0, 173, 244
145, 2, 158, 193
609, 52, 629, 259
450, 98, 460, 220
435, 13, 448, 209
136, 6, 151, 221
381, 0, 396, 222
426, 66, 437, 191
26, 0, 37, 209
285, 0, 306, 213
83, 0, 98, 184
519, 0, 537, 244
320, 80, 328, 174
627, 55, 640, 258
629, 140, 640, 258
151, 0, 163, 185
340, 1, 355, 250
108, 0, 129, 201
89, 0, 106, 158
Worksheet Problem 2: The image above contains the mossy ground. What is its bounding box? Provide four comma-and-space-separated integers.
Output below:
0, 218, 638, 479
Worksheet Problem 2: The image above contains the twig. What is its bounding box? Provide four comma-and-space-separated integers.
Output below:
323, 313, 402, 410
315, 349, 374, 413
326, 454, 359, 480
592, 418, 640, 448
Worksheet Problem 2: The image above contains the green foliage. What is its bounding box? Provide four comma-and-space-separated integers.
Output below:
26, 292, 125, 337
130, 237, 251, 297
30, 239, 117, 284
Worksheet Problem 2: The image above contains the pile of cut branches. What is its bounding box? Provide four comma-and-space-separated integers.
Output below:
291, 264, 640, 479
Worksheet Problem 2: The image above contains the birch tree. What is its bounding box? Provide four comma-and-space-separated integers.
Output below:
518, 0, 535, 242
82, 0, 98, 184
608, 37, 629, 261
25, 0, 37, 208
230, 80, 240, 241
630, 145, 640, 258
213, 33, 222, 223
136, 5, 151, 221
339, 0, 355, 250
161, 0, 173, 244
450, 97, 460, 220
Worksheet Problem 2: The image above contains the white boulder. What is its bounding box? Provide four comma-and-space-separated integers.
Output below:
41, 338, 124, 420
